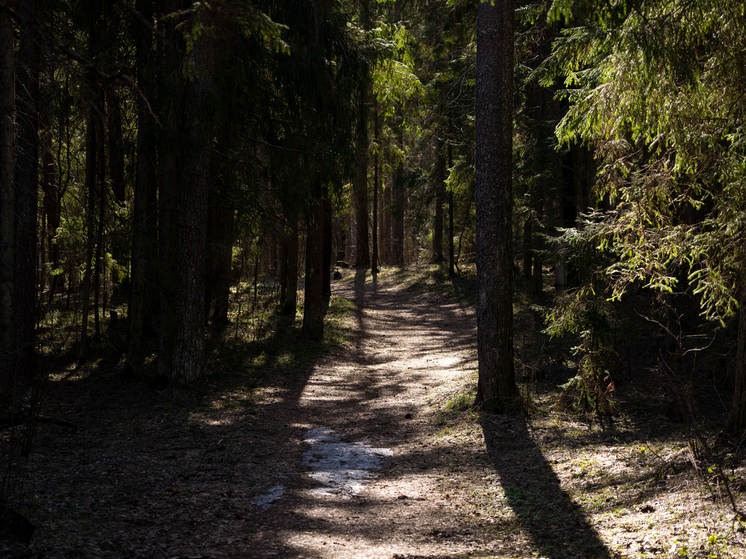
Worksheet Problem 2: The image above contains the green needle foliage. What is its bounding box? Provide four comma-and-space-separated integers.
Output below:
542, 0, 746, 324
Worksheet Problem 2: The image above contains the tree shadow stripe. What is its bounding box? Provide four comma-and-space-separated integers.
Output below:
481, 416, 612, 558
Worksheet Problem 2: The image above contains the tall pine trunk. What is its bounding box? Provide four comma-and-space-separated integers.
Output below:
303, 177, 325, 340
392, 127, 405, 266
382, 169, 391, 265
371, 102, 379, 275
448, 143, 455, 277
15, 0, 40, 379
322, 190, 332, 299
158, 0, 181, 380
93, 115, 106, 338
128, 0, 157, 375
473, 0, 520, 412
281, 219, 299, 316
171, 5, 215, 386
42, 132, 61, 302
354, 86, 370, 267
432, 138, 445, 262
0, 1, 14, 404
79, 88, 96, 362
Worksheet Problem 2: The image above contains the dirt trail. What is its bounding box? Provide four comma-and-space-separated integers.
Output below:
30, 268, 739, 558
253, 270, 481, 558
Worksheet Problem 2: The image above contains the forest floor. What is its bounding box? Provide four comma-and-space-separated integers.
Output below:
5, 265, 746, 558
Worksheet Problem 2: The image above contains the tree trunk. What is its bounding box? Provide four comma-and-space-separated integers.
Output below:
0, 1, 14, 403
282, 219, 299, 316
383, 172, 391, 265
128, 0, 157, 375
15, 0, 40, 379
448, 143, 455, 277
171, 5, 215, 386
322, 189, 332, 300
79, 87, 96, 362
392, 128, 405, 266
354, 86, 370, 267
158, 1, 180, 380
371, 102, 379, 275
303, 178, 325, 340
93, 114, 106, 338
432, 138, 445, 262
473, 0, 519, 412
207, 124, 234, 325
42, 132, 61, 302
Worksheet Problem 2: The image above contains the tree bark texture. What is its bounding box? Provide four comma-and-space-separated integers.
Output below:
15, 0, 39, 378
392, 149, 405, 265
473, 0, 519, 412
448, 143, 455, 277
42, 133, 61, 301
128, 0, 157, 375
79, 80, 97, 362
281, 219, 299, 316
158, 1, 181, 380
432, 139, 445, 262
93, 113, 106, 338
354, 87, 370, 267
303, 179, 325, 340
322, 190, 332, 299
0, 2, 14, 397
371, 104, 379, 275
382, 173, 391, 265
171, 5, 215, 386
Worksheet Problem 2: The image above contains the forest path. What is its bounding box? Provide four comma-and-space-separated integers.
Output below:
24, 269, 744, 558
255, 269, 482, 558
25, 266, 624, 559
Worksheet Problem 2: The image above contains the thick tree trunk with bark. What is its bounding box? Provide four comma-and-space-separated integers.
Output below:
0, 2, 14, 400
473, 0, 520, 413
15, 0, 40, 378
158, 2, 180, 380
171, 6, 215, 386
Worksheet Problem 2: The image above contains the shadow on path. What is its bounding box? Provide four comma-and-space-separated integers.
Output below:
481, 415, 613, 558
